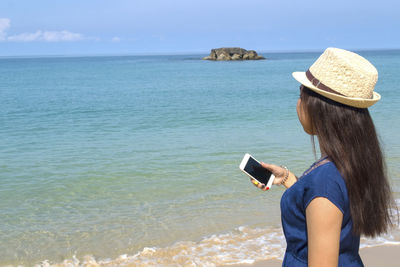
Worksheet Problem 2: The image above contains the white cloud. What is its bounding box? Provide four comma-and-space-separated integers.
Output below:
7, 30, 84, 42
43, 30, 84, 42
111, 36, 121, 42
0, 18, 11, 40
0, 18, 88, 42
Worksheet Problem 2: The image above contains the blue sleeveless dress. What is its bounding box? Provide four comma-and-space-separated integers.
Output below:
280, 158, 364, 266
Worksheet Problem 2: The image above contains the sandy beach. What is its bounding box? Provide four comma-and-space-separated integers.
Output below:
227, 244, 400, 267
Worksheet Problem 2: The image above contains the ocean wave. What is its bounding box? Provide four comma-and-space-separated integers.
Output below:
32, 198, 400, 266
36, 226, 286, 267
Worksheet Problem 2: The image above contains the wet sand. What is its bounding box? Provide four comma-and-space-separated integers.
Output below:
225, 244, 400, 267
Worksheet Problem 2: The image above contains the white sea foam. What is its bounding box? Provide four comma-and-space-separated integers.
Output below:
28, 199, 400, 266
33, 226, 285, 266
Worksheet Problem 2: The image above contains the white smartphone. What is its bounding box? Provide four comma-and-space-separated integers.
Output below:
239, 153, 275, 190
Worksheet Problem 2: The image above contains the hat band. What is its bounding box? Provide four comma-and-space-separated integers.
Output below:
306, 70, 345, 96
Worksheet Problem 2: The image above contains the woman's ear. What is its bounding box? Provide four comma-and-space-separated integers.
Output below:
297, 98, 315, 135
304, 108, 316, 135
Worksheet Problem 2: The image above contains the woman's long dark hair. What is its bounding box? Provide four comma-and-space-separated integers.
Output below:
300, 85, 397, 237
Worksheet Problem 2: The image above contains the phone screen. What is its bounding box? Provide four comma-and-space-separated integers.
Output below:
244, 157, 273, 185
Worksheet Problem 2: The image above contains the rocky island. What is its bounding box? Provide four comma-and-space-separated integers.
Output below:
202, 47, 265, 61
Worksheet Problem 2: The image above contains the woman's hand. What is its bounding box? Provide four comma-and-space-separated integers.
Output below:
250, 162, 296, 190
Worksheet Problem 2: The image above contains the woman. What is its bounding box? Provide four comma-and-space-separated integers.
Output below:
251, 48, 397, 266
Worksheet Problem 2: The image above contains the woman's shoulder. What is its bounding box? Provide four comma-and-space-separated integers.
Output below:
302, 161, 347, 189
301, 161, 349, 214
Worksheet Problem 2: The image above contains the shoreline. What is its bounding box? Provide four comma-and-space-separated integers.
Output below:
225, 244, 400, 267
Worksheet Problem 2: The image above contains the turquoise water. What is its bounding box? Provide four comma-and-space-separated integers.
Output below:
1, 51, 399, 265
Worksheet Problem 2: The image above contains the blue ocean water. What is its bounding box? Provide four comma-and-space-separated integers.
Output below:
0, 50, 399, 265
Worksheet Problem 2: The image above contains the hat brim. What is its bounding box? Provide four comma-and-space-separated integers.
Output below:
292, 72, 380, 108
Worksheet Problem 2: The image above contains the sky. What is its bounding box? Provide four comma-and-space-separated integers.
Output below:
0, 0, 399, 56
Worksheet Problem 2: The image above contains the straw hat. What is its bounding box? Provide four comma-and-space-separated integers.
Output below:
292, 47, 380, 108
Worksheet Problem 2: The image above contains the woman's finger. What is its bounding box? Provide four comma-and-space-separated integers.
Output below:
260, 162, 280, 173
250, 178, 265, 189
260, 162, 284, 177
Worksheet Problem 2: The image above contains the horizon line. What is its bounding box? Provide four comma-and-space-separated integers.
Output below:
1, 47, 399, 59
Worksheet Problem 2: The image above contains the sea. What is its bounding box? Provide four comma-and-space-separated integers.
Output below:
1, 50, 399, 266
